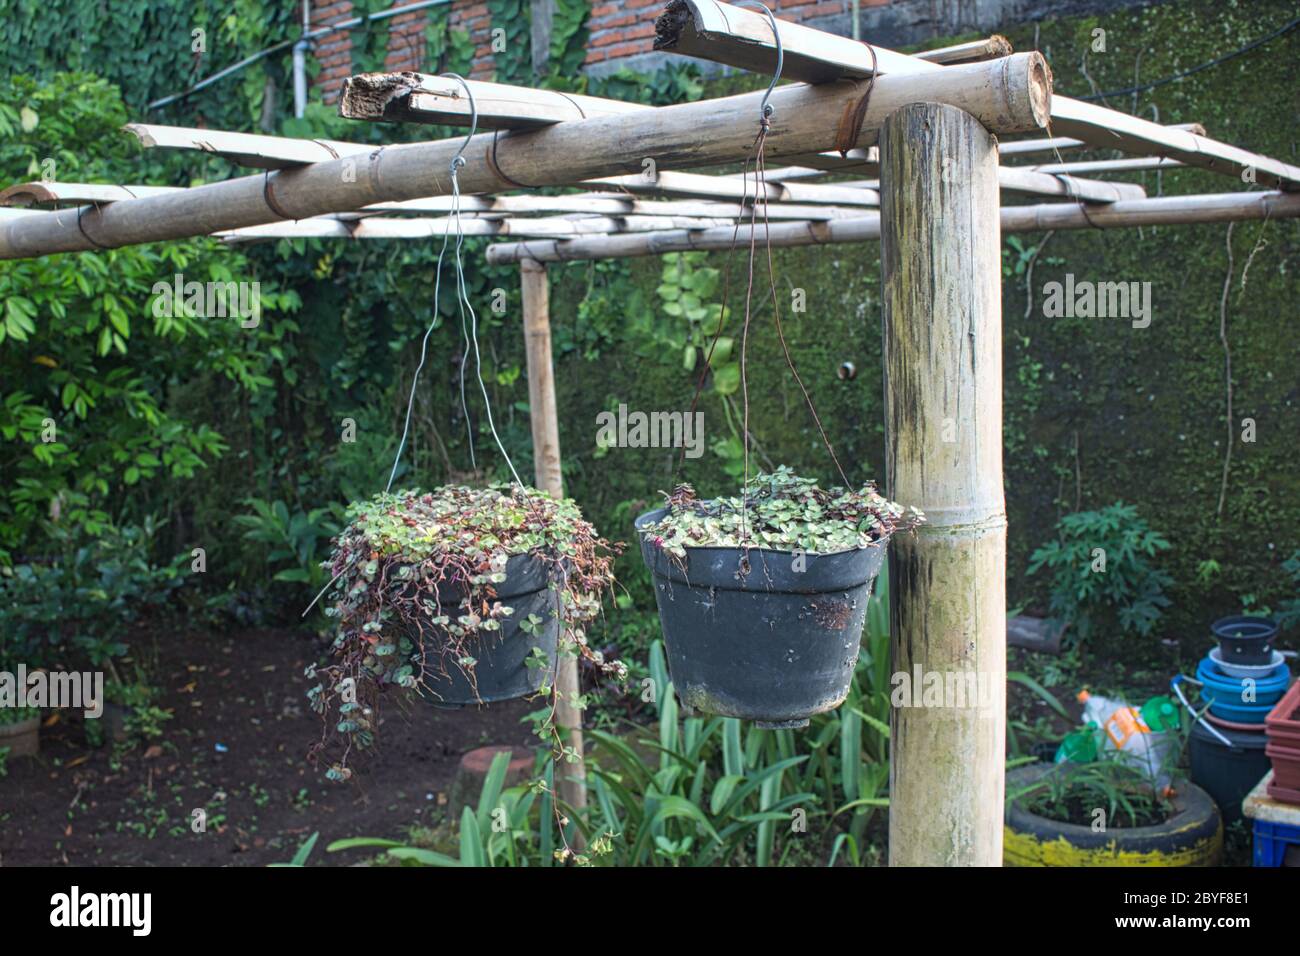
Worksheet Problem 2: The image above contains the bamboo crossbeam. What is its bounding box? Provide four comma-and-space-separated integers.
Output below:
340, 73, 646, 129
0, 54, 1049, 259
340, 73, 876, 174
484, 190, 1300, 264
0, 182, 867, 225
655, 0, 1300, 189
767, 125, 1206, 181
587, 170, 879, 205
915, 35, 1013, 65
1023, 156, 1184, 176
998, 123, 1204, 159
370, 193, 863, 220
125, 124, 374, 170
220, 214, 736, 242
995, 167, 1145, 202
0, 182, 182, 206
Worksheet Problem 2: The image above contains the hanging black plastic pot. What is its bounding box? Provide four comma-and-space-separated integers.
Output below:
1211, 614, 1277, 667
636, 507, 886, 728
412, 553, 560, 707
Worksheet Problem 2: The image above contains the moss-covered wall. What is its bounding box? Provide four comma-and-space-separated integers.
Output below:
547, 0, 1300, 641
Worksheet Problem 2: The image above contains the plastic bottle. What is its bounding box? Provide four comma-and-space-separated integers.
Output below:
1054, 725, 1099, 764
1076, 689, 1178, 794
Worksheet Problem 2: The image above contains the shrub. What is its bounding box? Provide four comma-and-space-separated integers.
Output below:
1027, 502, 1172, 645
0, 518, 186, 672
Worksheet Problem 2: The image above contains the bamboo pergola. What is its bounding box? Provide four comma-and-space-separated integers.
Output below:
4, 0, 1298, 866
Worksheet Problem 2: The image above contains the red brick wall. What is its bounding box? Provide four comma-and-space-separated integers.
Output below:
309, 0, 869, 102
586, 0, 851, 66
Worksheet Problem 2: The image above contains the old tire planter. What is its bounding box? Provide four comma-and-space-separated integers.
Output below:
414, 553, 559, 707
636, 507, 885, 728
1004, 763, 1222, 867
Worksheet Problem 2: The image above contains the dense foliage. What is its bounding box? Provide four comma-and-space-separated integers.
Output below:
1027, 502, 1173, 646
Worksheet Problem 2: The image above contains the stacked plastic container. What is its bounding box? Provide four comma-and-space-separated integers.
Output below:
1266, 679, 1300, 804
1196, 614, 1297, 806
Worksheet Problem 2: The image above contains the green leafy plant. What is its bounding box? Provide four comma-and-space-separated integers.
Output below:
641, 466, 924, 557
232, 498, 342, 594
1011, 759, 1174, 829
1276, 549, 1300, 631
308, 485, 625, 784
0, 706, 39, 727
1026, 502, 1172, 645
327, 750, 571, 866
0, 518, 186, 672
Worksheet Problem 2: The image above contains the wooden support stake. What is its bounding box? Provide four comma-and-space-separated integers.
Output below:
520, 258, 587, 834
880, 103, 1006, 867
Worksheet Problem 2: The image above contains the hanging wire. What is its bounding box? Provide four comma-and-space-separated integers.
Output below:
735, 1, 783, 122
385, 74, 524, 493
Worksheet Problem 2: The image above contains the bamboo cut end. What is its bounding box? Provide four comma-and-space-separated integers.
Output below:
339, 71, 423, 121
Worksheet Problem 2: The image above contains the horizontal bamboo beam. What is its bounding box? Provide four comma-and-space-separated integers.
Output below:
655, 0, 1300, 189
1023, 156, 1183, 176
766, 125, 1207, 181
0, 182, 182, 206
339, 73, 646, 128
1000, 123, 1204, 159
221, 213, 737, 242
0, 181, 868, 224
0, 54, 1049, 260
125, 124, 374, 170
915, 35, 1013, 65
371, 193, 864, 220
340, 73, 876, 174
484, 190, 1300, 264
587, 169, 878, 205
995, 167, 1145, 202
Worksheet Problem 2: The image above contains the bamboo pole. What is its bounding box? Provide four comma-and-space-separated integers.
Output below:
0, 54, 1049, 260
916, 35, 1014, 65
519, 258, 587, 835
219, 213, 738, 242
484, 190, 1300, 264
880, 103, 1006, 867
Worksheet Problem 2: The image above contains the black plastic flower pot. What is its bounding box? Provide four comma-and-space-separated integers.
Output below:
1212, 614, 1277, 667
636, 507, 886, 729
413, 553, 560, 707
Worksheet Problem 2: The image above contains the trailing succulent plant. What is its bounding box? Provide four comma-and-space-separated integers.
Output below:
307, 484, 625, 781
641, 467, 925, 557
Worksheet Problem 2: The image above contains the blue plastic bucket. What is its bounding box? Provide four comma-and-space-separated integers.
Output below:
1195, 655, 1291, 723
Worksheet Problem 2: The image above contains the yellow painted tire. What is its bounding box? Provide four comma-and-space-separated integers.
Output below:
1004, 764, 1223, 867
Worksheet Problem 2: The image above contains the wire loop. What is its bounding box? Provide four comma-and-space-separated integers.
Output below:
735, 1, 783, 123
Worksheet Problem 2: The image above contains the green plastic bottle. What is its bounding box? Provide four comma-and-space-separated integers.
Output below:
1054, 724, 1099, 764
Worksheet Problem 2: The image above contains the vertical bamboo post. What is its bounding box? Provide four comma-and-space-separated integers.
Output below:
520, 257, 588, 827
880, 103, 1007, 866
